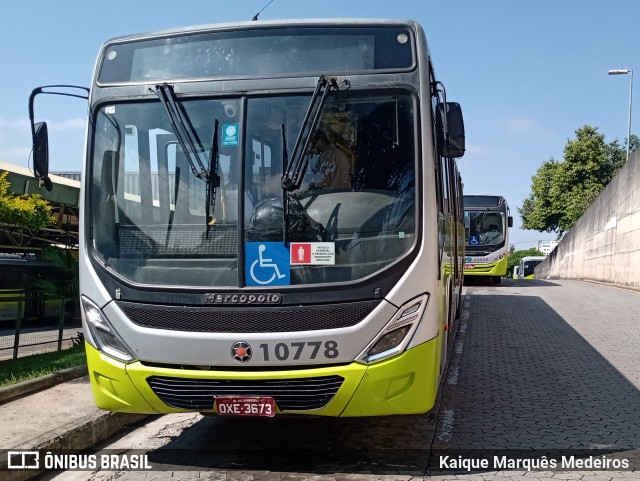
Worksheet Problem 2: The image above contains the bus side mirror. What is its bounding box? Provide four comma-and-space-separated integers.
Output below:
33, 121, 53, 191
436, 102, 465, 158
508, 216, 513, 228
28, 84, 89, 192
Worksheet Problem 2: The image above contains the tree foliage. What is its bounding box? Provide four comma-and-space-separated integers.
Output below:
507, 248, 543, 278
29, 244, 80, 320
519, 126, 629, 235
0, 171, 53, 233
29, 245, 79, 300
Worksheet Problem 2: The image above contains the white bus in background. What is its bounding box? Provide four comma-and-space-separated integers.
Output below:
512, 265, 520, 279
519, 256, 546, 279
463, 195, 513, 284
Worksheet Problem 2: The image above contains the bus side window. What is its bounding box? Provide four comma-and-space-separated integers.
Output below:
432, 134, 444, 215
153, 132, 178, 224
251, 138, 272, 200
94, 149, 120, 258
441, 157, 450, 214
123, 125, 141, 224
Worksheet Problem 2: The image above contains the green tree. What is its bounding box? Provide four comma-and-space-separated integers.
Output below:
0, 171, 54, 240
30, 245, 79, 299
625, 133, 639, 155
29, 245, 79, 319
507, 248, 544, 278
519, 126, 626, 236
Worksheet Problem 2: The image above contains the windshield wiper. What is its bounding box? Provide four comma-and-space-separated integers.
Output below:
154, 83, 210, 181
154, 83, 221, 230
478, 208, 490, 230
281, 75, 339, 191
206, 119, 221, 238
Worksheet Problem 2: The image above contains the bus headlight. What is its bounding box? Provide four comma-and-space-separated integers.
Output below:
356, 294, 429, 364
81, 296, 136, 363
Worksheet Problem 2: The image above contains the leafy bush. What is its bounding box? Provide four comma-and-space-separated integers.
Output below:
0, 171, 53, 232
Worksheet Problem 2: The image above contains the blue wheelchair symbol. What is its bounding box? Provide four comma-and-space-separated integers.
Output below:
470, 236, 479, 246
245, 242, 290, 286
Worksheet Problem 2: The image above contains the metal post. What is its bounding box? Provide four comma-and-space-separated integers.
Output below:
627, 70, 633, 160
13, 292, 24, 360
57, 296, 66, 351
608, 68, 634, 161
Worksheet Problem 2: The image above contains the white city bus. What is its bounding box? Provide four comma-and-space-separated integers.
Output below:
29, 19, 465, 417
519, 256, 546, 279
463, 195, 513, 284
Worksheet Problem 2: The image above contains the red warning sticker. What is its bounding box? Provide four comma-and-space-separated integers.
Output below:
290, 242, 335, 265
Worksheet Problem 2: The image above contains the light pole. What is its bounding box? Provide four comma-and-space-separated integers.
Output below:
608, 68, 633, 161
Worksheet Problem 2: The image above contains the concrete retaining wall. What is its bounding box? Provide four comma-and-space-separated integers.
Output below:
536, 149, 640, 290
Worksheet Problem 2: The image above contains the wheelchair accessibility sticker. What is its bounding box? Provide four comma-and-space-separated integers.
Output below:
245, 242, 290, 286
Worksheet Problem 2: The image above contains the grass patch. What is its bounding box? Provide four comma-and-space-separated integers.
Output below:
0, 344, 87, 388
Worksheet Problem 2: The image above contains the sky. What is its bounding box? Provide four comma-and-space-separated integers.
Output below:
1, 0, 639, 250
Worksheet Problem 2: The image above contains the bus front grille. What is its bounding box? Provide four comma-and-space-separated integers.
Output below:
147, 375, 344, 411
117, 300, 379, 332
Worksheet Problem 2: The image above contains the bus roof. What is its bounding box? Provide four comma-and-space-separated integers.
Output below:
520, 256, 546, 262
103, 18, 420, 44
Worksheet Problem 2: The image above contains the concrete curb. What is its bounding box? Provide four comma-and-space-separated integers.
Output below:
0, 371, 152, 481
2, 411, 150, 481
0, 365, 88, 405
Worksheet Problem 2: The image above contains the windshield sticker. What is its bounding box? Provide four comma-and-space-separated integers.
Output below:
290, 242, 335, 266
222, 123, 239, 146
105, 106, 116, 115
245, 242, 290, 286
470, 235, 479, 246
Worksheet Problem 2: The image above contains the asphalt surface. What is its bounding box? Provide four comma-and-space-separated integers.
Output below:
1, 279, 639, 480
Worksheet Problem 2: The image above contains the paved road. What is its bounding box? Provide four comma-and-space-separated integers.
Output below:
437, 278, 640, 450
41, 279, 640, 480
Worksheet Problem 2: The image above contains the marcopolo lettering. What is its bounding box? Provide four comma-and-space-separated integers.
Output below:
204, 293, 281, 305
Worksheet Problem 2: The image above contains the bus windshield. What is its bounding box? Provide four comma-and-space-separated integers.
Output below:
89, 90, 416, 287
464, 209, 506, 247
523, 259, 543, 277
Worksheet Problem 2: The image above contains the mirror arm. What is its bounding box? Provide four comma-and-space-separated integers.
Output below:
28, 85, 89, 189
29, 85, 90, 130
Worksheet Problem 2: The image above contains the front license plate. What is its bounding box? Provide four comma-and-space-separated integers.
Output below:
215, 396, 276, 417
